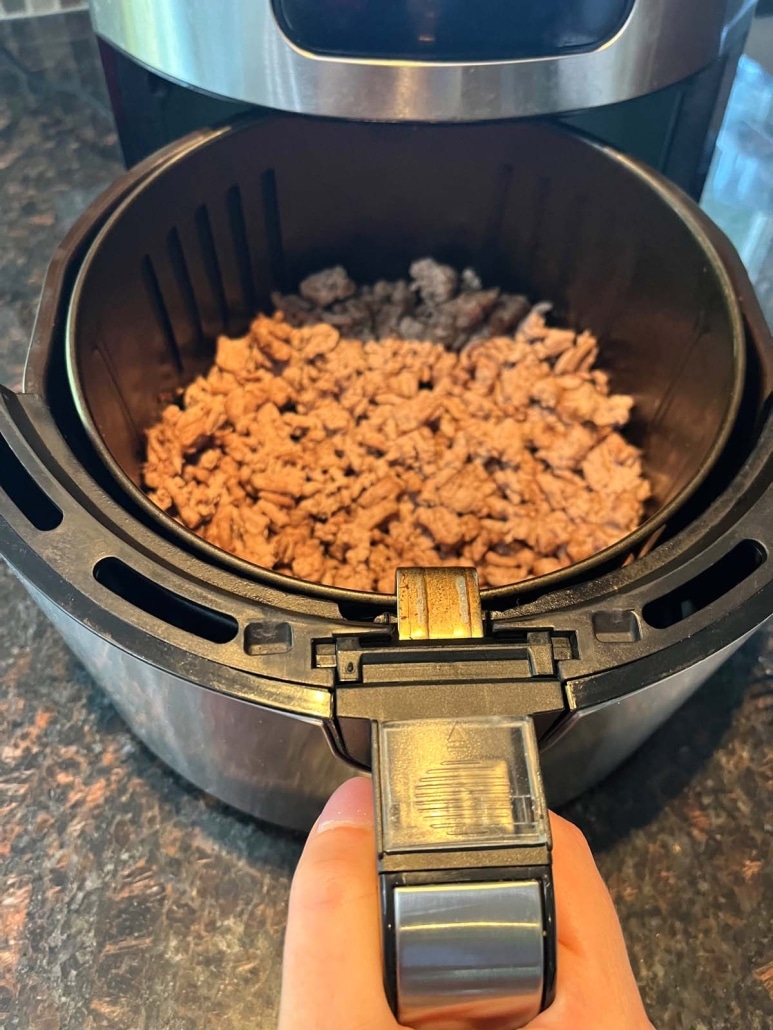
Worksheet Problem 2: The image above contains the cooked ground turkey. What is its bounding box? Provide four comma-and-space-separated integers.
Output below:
143, 260, 651, 592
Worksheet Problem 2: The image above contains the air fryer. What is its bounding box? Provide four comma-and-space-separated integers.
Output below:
1, 2, 769, 1026
0, 114, 771, 1027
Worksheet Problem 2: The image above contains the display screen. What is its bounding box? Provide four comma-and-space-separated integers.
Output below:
273, 0, 635, 62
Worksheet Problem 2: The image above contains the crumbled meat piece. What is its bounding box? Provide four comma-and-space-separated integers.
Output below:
557, 379, 634, 427
460, 268, 483, 292
215, 334, 250, 374
485, 293, 531, 337
276, 259, 544, 351
553, 331, 599, 374
143, 264, 651, 591
410, 258, 459, 306
416, 507, 466, 548
298, 266, 356, 307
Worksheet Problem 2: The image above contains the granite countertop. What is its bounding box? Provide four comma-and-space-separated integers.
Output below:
1, 12, 772, 1030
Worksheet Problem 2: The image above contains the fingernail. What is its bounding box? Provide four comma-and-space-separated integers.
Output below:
316, 776, 374, 834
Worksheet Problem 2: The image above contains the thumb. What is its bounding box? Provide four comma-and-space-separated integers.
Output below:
278, 777, 399, 1030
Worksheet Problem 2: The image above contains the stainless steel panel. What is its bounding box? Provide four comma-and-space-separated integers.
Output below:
20, 562, 760, 826
89, 0, 736, 122
540, 634, 756, 807
21, 578, 357, 830
394, 881, 544, 1029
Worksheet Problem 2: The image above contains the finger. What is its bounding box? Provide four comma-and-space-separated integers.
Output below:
278, 777, 399, 1030
530, 813, 653, 1029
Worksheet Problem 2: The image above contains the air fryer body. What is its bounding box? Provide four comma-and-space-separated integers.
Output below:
3, 577, 757, 828
91, 0, 756, 200
0, 119, 770, 833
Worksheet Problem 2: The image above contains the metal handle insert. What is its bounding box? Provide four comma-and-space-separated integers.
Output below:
393, 879, 545, 1028
374, 714, 556, 1029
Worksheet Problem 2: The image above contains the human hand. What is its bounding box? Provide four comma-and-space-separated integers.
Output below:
279, 777, 654, 1029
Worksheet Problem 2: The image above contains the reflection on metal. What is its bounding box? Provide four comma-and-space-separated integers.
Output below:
540, 634, 755, 806
394, 881, 544, 1029
21, 578, 357, 830
396, 567, 483, 641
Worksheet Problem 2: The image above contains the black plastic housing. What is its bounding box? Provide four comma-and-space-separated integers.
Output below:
272, 0, 634, 62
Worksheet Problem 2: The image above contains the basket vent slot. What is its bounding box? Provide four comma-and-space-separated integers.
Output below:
166, 226, 204, 359
194, 203, 229, 331
227, 183, 258, 313
261, 168, 287, 292
141, 254, 183, 374
0, 431, 63, 531
94, 557, 238, 644
643, 540, 766, 629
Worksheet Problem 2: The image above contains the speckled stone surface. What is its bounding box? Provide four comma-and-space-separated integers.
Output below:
0, 13, 772, 1030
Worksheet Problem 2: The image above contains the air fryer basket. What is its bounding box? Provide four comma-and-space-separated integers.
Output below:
65, 118, 745, 602
0, 111, 770, 832
2, 114, 771, 1030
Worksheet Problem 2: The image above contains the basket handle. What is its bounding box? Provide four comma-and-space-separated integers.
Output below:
372, 569, 557, 1029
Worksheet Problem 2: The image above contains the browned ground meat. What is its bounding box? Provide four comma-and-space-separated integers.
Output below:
143, 261, 651, 592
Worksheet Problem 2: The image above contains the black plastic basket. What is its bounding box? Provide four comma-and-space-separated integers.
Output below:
64, 118, 746, 602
